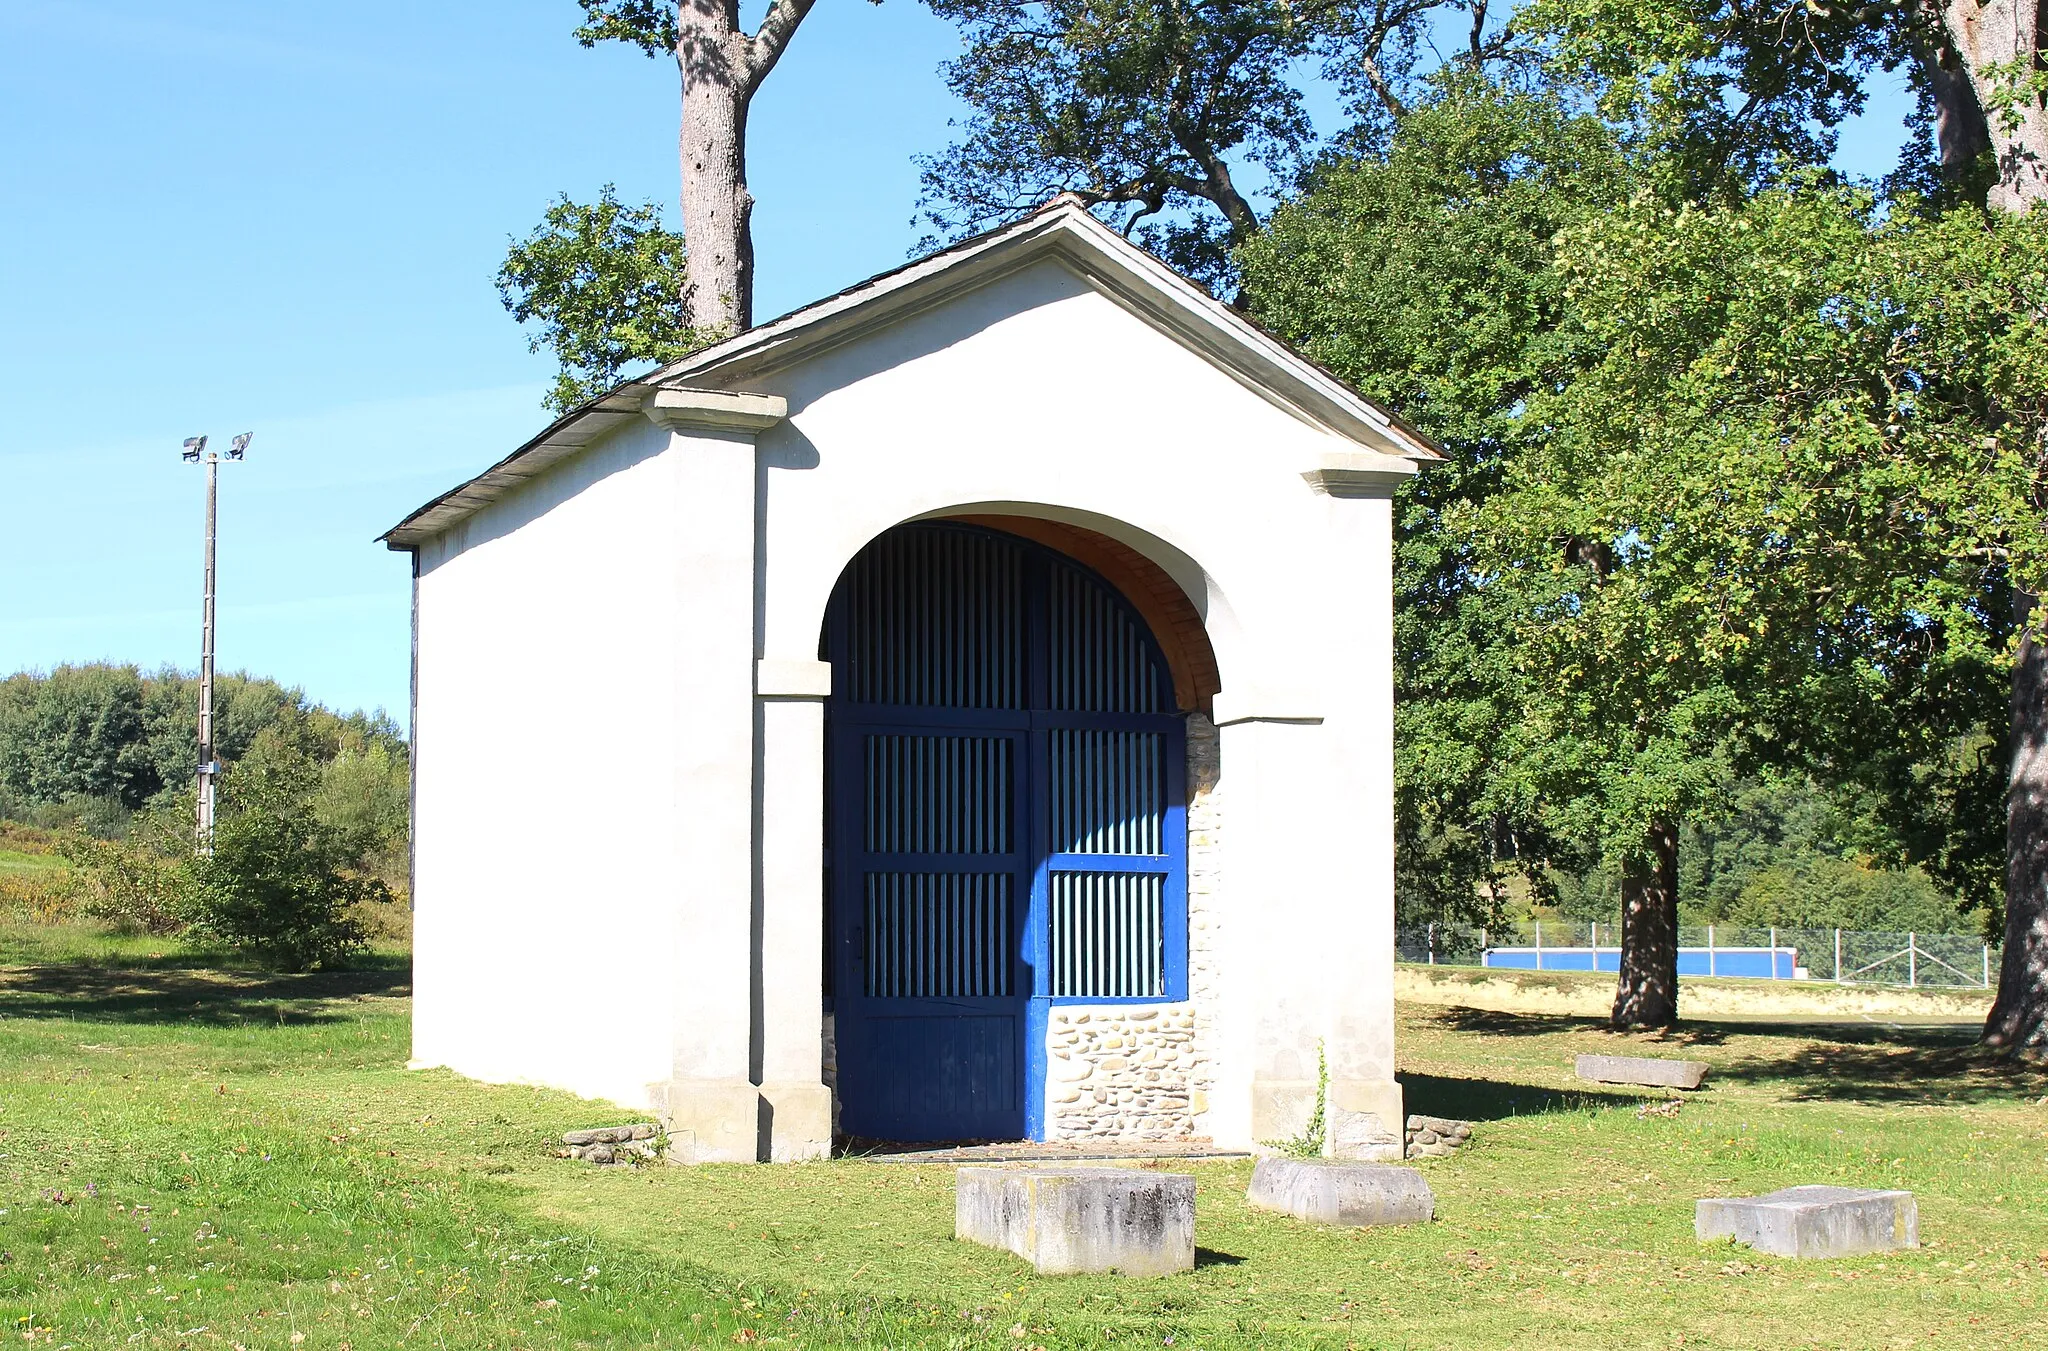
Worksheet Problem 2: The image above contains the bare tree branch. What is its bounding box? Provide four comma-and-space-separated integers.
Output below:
745, 0, 820, 92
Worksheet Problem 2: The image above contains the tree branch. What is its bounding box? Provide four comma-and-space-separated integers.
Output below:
1165, 109, 1261, 241
1359, 50, 1410, 119
744, 0, 819, 93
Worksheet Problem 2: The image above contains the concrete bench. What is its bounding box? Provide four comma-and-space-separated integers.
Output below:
1575, 1054, 1709, 1090
1247, 1157, 1434, 1227
1696, 1186, 1917, 1258
955, 1166, 1195, 1276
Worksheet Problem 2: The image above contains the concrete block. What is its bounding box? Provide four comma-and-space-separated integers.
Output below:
1575, 1054, 1709, 1090
955, 1167, 1195, 1276
758, 1080, 834, 1162
651, 1077, 760, 1163
1696, 1186, 1917, 1258
1246, 1158, 1434, 1227
1327, 1078, 1406, 1161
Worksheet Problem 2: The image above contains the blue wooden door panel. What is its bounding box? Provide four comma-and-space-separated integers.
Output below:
827, 522, 1188, 1145
844, 1009, 1020, 1140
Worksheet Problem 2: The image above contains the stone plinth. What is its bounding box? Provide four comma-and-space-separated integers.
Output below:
1696, 1186, 1917, 1258
955, 1167, 1195, 1276
1575, 1054, 1709, 1090
1247, 1158, 1434, 1227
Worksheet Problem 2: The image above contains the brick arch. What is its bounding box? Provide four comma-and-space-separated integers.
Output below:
946, 513, 1222, 715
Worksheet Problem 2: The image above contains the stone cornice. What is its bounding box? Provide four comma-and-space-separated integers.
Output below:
1301, 452, 1405, 499
642, 388, 788, 434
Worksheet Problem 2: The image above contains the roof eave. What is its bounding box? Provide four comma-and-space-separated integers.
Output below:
378, 381, 654, 551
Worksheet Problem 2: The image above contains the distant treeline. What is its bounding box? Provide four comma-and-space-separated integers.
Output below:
0, 663, 408, 854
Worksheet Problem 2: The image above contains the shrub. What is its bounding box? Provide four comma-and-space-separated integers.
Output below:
1726, 856, 1967, 934
183, 756, 383, 970
63, 809, 193, 935
0, 871, 76, 926
60, 746, 393, 968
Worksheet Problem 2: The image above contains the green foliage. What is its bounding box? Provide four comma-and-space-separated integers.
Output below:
1245, 62, 2043, 935
571, 0, 675, 59
1465, 183, 2046, 875
1523, 0, 1918, 201
1720, 855, 1965, 934
184, 747, 381, 971
0, 664, 408, 831
0, 822, 76, 928
1243, 82, 1635, 922
497, 187, 705, 413
1549, 775, 1977, 933
0, 664, 153, 807
64, 807, 194, 936
314, 740, 409, 863
1243, 82, 1632, 454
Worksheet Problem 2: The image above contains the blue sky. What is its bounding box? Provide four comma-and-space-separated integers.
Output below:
1, 1, 1917, 724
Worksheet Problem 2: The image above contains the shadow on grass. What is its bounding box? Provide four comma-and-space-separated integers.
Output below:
1421, 1005, 1749, 1047
0, 961, 411, 1025
1709, 1035, 2048, 1106
1399, 1071, 1632, 1122
1193, 1248, 1246, 1268
1417, 1005, 2040, 1108
1425, 1003, 1977, 1048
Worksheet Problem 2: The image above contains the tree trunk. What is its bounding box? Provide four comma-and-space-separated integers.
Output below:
676, 34, 754, 334
1940, 0, 2048, 210
669, 0, 816, 335
1985, 600, 2048, 1054
1612, 820, 1680, 1029
1944, 0, 2048, 1054
1917, 2, 1993, 179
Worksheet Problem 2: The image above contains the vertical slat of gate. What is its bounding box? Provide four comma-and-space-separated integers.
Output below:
1047, 869, 1168, 999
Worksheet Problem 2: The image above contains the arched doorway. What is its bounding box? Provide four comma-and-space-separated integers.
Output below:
824, 521, 1189, 1142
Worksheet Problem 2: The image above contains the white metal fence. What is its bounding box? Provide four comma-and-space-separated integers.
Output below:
1397, 920, 1997, 990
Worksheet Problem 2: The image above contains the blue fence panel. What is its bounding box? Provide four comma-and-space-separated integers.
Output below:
1484, 946, 1797, 978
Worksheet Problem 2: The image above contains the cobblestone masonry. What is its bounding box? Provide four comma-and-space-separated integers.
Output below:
1044, 715, 1222, 1142
1404, 1114, 1473, 1158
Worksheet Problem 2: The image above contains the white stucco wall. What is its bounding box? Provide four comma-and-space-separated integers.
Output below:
410, 416, 682, 1112
405, 248, 1406, 1150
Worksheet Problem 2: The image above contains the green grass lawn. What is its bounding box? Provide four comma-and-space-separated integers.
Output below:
4, 947, 2046, 1349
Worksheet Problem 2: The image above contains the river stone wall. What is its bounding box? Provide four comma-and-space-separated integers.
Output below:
1044, 715, 1221, 1142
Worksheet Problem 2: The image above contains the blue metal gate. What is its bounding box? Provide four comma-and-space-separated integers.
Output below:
826, 522, 1187, 1142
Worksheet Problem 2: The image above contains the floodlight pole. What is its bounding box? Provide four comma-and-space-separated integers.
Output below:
184, 433, 249, 851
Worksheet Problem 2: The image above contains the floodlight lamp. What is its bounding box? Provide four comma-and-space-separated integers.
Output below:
228, 432, 251, 460
182, 435, 207, 463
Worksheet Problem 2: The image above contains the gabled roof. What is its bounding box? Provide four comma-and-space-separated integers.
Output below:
382, 195, 1441, 550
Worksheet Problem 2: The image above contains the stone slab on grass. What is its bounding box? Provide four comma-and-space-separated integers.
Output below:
1247, 1157, 1434, 1227
1575, 1054, 1710, 1090
955, 1167, 1195, 1276
1696, 1186, 1918, 1258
